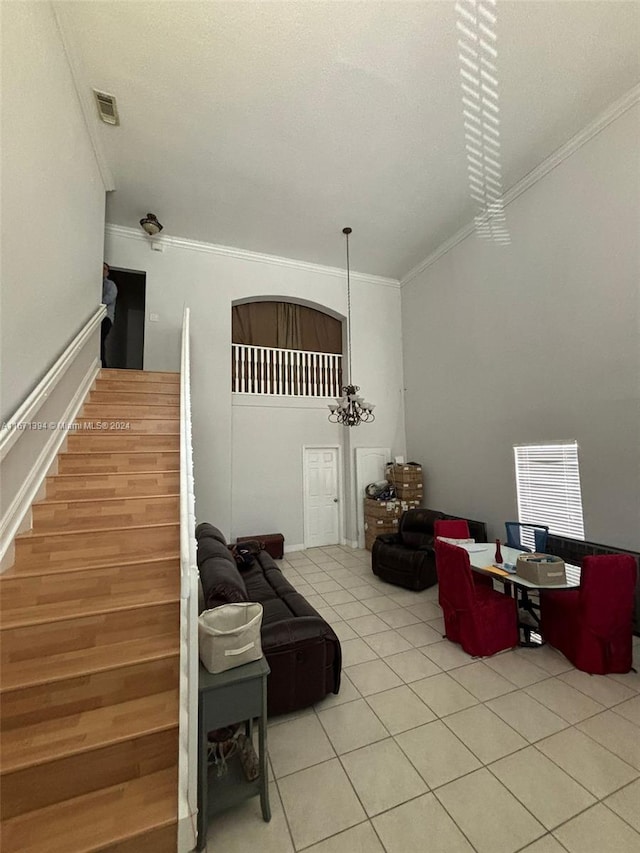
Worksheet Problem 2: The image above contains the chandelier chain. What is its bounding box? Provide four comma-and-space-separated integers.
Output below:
345, 228, 352, 383
327, 226, 375, 427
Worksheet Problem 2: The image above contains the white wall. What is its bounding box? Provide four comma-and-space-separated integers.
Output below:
231, 399, 341, 549
104, 229, 406, 543
0, 1, 106, 421
402, 103, 640, 551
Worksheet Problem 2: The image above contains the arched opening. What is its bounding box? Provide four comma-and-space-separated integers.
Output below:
231, 300, 343, 396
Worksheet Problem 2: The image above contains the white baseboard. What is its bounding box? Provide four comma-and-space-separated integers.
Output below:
0, 358, 100, 572
286, 540, 361, 553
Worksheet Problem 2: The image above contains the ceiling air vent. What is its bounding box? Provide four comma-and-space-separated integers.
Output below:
93, 89, 119, 125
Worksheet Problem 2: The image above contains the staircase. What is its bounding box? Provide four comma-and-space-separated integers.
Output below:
0, 369, 182, 853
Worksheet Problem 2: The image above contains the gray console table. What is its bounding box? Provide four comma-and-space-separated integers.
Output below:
197, 657, 271, 850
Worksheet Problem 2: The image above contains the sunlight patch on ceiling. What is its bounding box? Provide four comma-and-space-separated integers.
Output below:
456, 0, 510, 245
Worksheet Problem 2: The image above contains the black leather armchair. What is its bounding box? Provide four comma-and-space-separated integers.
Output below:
372, 508, 488, 591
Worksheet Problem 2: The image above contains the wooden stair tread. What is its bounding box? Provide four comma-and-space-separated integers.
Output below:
0, 658, 180, 731
43, 480, 179, 500
0, 767, 178, 853
89, 390, 179, 398
99, 369, 179, 380
15, 521, 178, 540
82, 402, 179, 409
0, 593, 180, 631
48, 470, 179, 479
1, 690, 179, 774
79, 407, 179, 421
5, 553, 180, 579
0, 560, 179, 618
33, 493, 179, 506
1, 634, 180, 693
96, 381, 180, 395
73, 415, 180, 435
88, 397, 180, 408
57, 451, 179, 475
30, 491, 179, 531
66, 433, 179, 439
66, 435, 179, 448
59, 451, 179, 458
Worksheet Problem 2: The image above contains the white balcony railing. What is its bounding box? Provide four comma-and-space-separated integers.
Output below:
232, 344, 343, 398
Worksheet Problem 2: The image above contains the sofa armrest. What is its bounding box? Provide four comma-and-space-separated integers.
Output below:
375, 533, 402, 546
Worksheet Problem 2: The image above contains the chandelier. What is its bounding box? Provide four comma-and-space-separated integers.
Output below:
328, 228, 375, 426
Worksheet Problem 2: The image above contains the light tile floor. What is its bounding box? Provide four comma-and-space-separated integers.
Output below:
206, 545, 640, 853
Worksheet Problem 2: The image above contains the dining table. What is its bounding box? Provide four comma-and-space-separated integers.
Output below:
457, 542, 580, 647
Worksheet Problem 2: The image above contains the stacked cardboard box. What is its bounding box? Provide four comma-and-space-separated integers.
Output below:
364, 521, 397, 552
363, 496, 421, 551
385, 462, 424, 501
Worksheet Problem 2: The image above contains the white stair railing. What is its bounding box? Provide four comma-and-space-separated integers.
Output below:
177, 307, 199, 853
232, 344, 342, 397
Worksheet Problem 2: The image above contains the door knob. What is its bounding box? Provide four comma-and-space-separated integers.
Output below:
333, 498, 339, 503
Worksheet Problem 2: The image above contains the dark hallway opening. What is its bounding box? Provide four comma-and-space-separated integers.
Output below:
105, 269, 146, 370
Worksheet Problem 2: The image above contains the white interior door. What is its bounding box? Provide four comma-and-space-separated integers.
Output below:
355, 446, 391, 549
304, 447, 341, 548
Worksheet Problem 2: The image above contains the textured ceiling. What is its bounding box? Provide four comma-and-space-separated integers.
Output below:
60, 1, 640, 278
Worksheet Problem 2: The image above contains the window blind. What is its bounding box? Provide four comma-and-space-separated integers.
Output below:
514, 442, 585, 541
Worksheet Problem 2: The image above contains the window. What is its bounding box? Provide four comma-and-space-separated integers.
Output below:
514, 442, 585, 542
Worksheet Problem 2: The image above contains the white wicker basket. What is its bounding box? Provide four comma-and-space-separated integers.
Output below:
198, 602, 264, 674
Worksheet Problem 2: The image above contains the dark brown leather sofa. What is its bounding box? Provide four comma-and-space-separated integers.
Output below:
196, 523, 342, 716
372, 508, 488, 591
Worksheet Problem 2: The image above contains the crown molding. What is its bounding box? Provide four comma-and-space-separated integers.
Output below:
104, 224, 401, 289
52, 2, 115, 192
401, 83, 640, 288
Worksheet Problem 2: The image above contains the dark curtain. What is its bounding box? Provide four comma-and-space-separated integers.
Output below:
232, 301, 342, 353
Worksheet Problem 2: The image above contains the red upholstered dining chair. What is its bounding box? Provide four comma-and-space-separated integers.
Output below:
434, 540, 518, 657
540, 554, 637, 674
434, 518, 492, 589
434, 519, 470, 539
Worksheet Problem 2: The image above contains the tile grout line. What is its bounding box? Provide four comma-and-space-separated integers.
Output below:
229, 550, 640, 851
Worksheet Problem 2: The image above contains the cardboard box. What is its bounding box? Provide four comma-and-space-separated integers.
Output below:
397, 499, 422, 512
386, 463, 422, 485
364, 518, 399, 531
364, 497, 403, 521
393, 484, 424, 500
365, 497, 422, 514
516, 553, 567, 586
